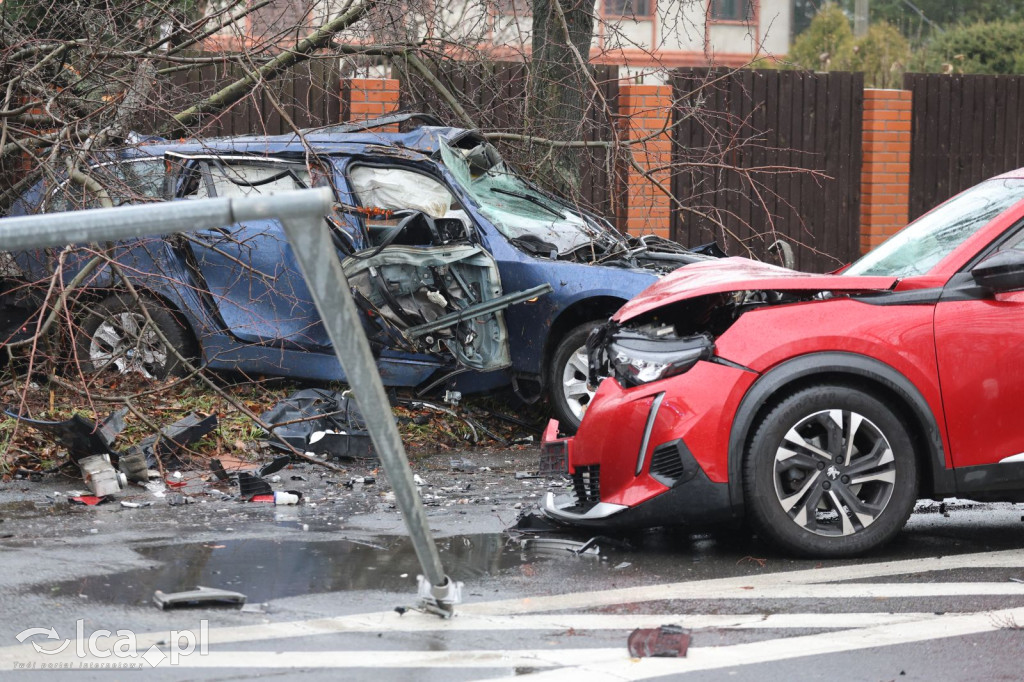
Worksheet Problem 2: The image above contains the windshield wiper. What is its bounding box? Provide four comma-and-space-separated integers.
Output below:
489, 188, 564, 219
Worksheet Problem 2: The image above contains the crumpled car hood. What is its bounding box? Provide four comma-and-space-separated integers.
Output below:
613, 258, 898, 322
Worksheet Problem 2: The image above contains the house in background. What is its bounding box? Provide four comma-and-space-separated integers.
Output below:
205, 0, 792, 77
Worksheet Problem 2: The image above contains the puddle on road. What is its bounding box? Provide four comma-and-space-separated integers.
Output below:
42, 533, 606, 606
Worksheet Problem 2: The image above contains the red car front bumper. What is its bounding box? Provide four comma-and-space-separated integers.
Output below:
540, 360, 757, 529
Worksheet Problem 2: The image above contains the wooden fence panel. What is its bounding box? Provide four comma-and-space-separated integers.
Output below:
670, 69, 863, 273
161, 57, 341, 137
905, 73, 1024, 221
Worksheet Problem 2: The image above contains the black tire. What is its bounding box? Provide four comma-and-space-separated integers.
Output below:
76, 293, 196, 380
549, 321, 602, 433
743, 384, 918, 558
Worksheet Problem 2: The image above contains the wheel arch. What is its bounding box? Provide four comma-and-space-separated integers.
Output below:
540, 295, 626, 385
726, 351, 953, 513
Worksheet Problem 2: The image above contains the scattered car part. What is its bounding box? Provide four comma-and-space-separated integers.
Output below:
117, 450, 151, 483
538, 419, 570, 477
237, 472, 273, 499
258, 455, 291, 478
121, 411, 218, 470
69, 495, 109, 506
3, 408, 126, 462
261, 389, 373, 458
153, 586, 246, 610
512, 512, 564, 532
307, 430, 373, 459
209, 458, 230, 481
521, 537, 600, 557
627, 625, 691, 658
78, 454, 127, 496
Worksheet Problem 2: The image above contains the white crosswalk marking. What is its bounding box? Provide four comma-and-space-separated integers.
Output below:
2, 547, 1023, 675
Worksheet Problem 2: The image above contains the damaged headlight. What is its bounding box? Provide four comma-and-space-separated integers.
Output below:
607, 328, 715, 388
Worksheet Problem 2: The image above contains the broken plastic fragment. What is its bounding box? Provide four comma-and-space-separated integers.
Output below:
69, 495, 109, 506
258, 455, 291, 478
153, 586, 246, 610
237, 472, 273, 499
274, 491, 300, 505
627, 625, 691, 658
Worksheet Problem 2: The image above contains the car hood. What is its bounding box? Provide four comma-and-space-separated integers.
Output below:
613, 258, 899, 322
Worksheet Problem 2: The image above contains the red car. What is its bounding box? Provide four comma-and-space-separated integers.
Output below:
541, 172, 1024, 557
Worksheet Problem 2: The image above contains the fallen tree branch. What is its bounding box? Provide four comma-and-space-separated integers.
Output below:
166, 0, 378, 136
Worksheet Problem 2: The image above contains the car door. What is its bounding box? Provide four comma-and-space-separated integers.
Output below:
169, 153, 333, 349
339, 159, 549, 373
933, 224, 1024, 475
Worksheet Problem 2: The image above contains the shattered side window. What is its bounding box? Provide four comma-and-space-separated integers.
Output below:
439, 142, 597, 255
845, 179, 1024, 278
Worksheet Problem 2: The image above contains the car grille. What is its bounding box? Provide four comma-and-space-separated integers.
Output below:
649, 440, 690, 487
570, 465, 600, 510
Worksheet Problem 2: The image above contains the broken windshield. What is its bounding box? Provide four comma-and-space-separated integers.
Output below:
439, 141, 613, 255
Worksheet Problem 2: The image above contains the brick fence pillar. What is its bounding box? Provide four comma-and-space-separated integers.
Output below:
860, 89, 912, 253
619, 84, 673, 239
341, 78, 400, 127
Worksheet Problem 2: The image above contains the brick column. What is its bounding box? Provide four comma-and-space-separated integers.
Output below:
341, 78, 400, 127
860, 89, 912, 253
619, 84, 673, 239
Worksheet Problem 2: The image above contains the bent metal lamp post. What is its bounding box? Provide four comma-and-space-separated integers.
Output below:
0, 187, 460, 616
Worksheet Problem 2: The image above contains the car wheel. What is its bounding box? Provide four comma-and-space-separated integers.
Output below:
76, 293, 196, 380
549, 322, 601, 432
743, 385, 918, 557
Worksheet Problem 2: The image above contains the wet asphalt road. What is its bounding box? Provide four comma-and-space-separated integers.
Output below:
1, 448, 1023, 680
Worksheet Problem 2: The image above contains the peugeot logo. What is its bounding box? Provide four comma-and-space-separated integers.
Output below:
826, 465, 841, 480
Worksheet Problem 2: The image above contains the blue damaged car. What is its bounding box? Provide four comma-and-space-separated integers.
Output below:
3, 114, 713, 429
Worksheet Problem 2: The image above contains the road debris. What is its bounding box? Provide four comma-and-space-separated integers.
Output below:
78, 454, 127, 496
627, 625, 691, 658
120, 412, 218, 475
261, 389, 373, 459
69, 495, 110, 506
274, 491, 301, 505
153, 586, 247, 610
521, 537, 601, 557
237, 472, 273, 498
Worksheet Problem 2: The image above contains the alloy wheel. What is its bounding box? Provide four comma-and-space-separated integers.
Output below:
772, 409, 897, 537
89, 311, 169, 379
561, 345, 595, 421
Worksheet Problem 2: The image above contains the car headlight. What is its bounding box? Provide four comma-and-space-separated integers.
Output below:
608, 330, 715, 388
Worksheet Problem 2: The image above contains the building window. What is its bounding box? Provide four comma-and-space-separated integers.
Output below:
710, 0, 753, 22
606, 0, 652, 19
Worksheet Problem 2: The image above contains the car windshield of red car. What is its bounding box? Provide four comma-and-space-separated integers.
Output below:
845, 179, 1024, 278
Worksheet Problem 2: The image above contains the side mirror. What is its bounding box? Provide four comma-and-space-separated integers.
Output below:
972, 250, 1024, 293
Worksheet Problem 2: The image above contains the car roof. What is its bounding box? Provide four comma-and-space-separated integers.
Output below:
137, 124, 468, 159
995, 167, 1024, 180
